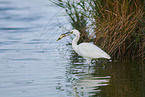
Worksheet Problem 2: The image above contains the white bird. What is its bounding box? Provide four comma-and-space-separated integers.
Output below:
57, 30, 111, 64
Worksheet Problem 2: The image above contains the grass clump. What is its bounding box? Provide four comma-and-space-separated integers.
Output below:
50, 0, 145, 62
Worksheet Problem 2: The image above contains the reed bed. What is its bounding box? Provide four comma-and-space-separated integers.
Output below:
50, 0, 145, 62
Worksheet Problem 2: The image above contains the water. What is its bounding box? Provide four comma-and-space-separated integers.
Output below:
0, 0, 145, 97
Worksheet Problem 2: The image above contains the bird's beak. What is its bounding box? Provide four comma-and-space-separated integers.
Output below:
56, 32, 72, 41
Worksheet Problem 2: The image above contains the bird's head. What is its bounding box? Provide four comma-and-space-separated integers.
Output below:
71, 29, 80, 35
57, 29, 80, 41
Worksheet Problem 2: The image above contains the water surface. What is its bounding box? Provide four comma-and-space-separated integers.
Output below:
0, 0, 144, 97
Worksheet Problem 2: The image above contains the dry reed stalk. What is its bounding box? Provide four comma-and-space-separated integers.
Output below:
50, 0, 145, 62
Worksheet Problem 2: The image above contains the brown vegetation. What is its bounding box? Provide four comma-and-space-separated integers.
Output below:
51, 0, 145, 62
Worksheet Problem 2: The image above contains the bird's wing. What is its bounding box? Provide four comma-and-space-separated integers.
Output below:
78, 43, 110, 59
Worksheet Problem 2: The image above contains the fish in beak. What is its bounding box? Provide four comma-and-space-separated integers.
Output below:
57, 32, 72, 41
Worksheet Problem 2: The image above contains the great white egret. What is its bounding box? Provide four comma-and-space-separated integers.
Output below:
57, 30, 111, 64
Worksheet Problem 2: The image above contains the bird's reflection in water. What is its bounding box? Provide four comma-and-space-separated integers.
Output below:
72, 76, 110, 96
58, 57, 111, 97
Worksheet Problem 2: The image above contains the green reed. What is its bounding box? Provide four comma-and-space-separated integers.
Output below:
50, 0, 145, 62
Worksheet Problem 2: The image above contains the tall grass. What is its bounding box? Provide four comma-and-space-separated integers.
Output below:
50, 0, 145, 62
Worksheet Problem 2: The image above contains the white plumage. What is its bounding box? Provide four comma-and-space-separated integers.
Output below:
78, 43, 111, 59
57, 29, 111, 64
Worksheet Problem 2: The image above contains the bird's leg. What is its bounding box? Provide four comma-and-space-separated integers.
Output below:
86, 58, 91, 65
101, 63, 105, 68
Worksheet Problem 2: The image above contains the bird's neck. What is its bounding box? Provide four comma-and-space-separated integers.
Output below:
72, 34, 79, 45
72, 34, 80, 55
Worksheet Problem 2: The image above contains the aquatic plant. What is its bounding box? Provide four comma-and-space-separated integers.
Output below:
50, 0, 145, 62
